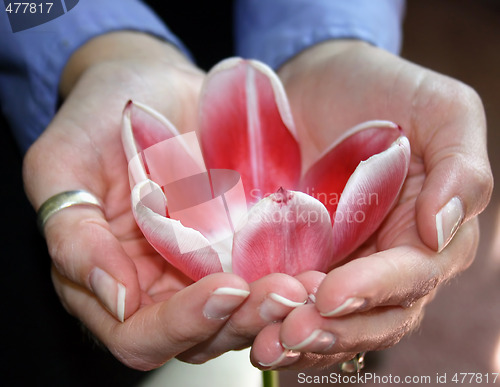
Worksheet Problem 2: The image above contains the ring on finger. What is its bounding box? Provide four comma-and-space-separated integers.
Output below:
37, 190, 104, 235
340, 352, 367, 373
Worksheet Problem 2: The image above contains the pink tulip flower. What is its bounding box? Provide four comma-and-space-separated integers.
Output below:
122, 58, 410, 282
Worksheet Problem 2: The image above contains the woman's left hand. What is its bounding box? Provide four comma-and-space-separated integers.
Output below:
249, 40, 492, 369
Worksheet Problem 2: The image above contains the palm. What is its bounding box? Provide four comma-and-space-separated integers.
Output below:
26, 61, 204, 311
85, 67, 203, 304
280, 41, 463, 257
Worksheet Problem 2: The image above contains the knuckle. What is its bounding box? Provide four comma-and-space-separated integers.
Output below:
452, 158, 493, 218
453, 81, 482, 107
223, 318, 256, 344
46, 217, 108, 284
109, 318, 169, 371
469, 165, 494, 212
111, 345, 160, 371
438, 77, 483, 112
46, 231, 71, 276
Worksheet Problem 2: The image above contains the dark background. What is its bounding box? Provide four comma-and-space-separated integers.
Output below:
1, 1, 499, 386
146, 0, 234, 71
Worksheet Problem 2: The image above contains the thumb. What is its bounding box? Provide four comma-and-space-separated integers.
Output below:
414, 86, 493, 252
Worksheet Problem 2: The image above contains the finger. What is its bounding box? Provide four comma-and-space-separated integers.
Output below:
314, 220, 478, 318
42, 205, 143, 321
279, 299, 427, 355
250, 323, 355, 370
52, 269, 250, 370
250, 323, 301, 369
411, 81, 492, 252
177, 273, 307, 364
295, 271, 326, 303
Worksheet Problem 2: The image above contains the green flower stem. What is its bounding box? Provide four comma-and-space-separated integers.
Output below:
263, 370, 280, 387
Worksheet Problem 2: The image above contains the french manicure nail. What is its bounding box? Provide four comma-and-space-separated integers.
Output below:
259, 293, 305, 322
203, 287, 250, 320
320, 297, 365, 317
89, 267, 127, 322
258, 349, 301, 368
436, 196, 464, 252
283, 329, 336, 352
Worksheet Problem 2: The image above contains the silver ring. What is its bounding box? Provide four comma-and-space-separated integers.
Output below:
37, 190, 104, 234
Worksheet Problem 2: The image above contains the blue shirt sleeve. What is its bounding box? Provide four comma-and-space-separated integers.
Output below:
0, 0, 190, 152
234, 0, 406, 70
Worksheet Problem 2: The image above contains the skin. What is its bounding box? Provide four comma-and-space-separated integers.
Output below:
250, 40, 492, 368
23, 33, 492, 371
24, 32, 308, 371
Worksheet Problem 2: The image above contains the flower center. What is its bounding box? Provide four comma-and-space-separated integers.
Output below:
272, 187, 293, 205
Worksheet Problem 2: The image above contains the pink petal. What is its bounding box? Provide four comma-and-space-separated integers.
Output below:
132, 179, 223, 281
232, 189, 333, 282
331, 135, 411, 261
122, 100, 180, 160
163, 168, 248, 271
300, 120, 404, 216
199, 58, 301, 204
122, 100, 207, 188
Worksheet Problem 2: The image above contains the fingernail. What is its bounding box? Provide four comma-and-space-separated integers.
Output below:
436, 196, 464, 252
203, 287, 250, 320
258, 349, 301, 368
89, 267, 126, 322
259, 293, 305, 322
283, 329, 335, 352
320, 297, 365, 317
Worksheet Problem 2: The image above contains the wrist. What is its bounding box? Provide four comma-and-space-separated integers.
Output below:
278, 39, 370, 84
60, 31, 199, 98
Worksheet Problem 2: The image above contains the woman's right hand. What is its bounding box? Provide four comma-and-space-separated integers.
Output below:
24, 31, 309, 370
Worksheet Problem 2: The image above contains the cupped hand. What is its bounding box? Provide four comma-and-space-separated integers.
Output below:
23, 32, 308, 370
250, 40, 493, 369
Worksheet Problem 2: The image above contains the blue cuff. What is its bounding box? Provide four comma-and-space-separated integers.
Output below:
235, 0, 405, 69
0, 0, 189, 152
